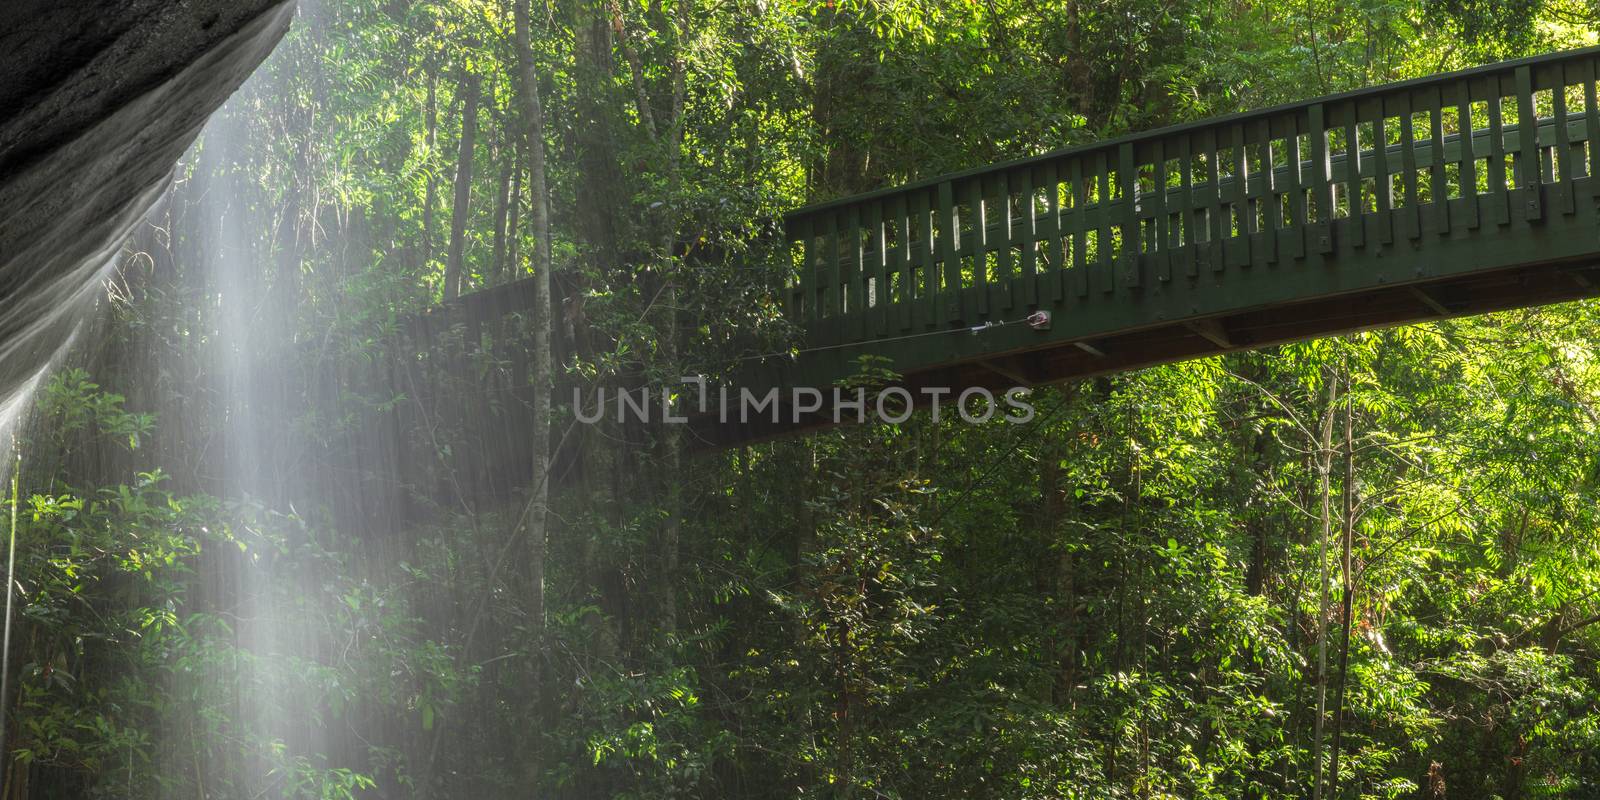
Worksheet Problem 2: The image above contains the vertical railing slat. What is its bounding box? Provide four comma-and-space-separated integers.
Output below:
1556, 63, 1576, 215
1585, 57, 1600, 197
1399, 92, 1421, 239
967, 178, 988, 316
915, 188, 937, 327
939, 180, 962, 322
1017, 167, 1038, 307
1373, 99, 1394, 243
1284, 120, 1306, 260
823, 210, 842, 325
1043, 160, 1065, 302
868, 199, 889, 336
1488, 75, 1510, 225
996, 171, 1016, 309
1516, 65, 1543, 223
1069, 158, 1089, 296
1095, 150, 1115, 292
1344, 106, 1366, 249
846, 203, 865, 340
1119, 142, 1141, 288
1152, 138, 1172, 280
1255, 119, 1278, 266
1427, 86, 1450, 235
1308, 103, 1334, 254
1201, 127, 1224, 270
1229, 123, 1251, 267
1176, 135, 1199, 275
795, 216, 814, 322
891, 193, 912, 330
1456, 81, 1479, 230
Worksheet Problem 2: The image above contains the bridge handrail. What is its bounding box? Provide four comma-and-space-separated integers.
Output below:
782, 45, 1600, 332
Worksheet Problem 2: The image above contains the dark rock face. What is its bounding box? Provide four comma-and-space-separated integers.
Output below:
0, 0, 294, 423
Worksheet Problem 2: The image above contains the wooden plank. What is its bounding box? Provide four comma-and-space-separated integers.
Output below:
794, 216, 814, 322
823, 210, 842, 321
1426, 86, 1450, 235
1094, 150, 1115, 292
1308, 103, 1334, 254
1456, 81, 1479, 230
846, 203, 865, 340
1556, 62, 1575, 215
1586, 58, 1600, 196
867, 199, 889, 335
891, 193, 912, 330
995, 171, 1016, 309
1042, 160, 1065, 302
1399, 91, 1421, 239
1185, 317, 1233, 348
1488, 76, 1510, 225
1119, 141, 1141, 288
1228, 123, 1251, 267
1069, 157, 1089, 296
1284, 119, 1306, 260
1516, 65, 1543, 223
1255, 118, 1278, 266
1175, 134, 1199, 274
1372, 100, 1394, 243
938, 180, 962, 322
1152, 138, 1172, 280
914, 188, 936, 328
1344, 106, 1365, 249
1200, 127, 1224, 270
1017, 166, 1038, 306
967, 177, 988, 316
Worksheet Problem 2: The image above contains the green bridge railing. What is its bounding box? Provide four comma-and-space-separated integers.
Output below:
781, 45, 1600, 347
403, 46, 1600, 444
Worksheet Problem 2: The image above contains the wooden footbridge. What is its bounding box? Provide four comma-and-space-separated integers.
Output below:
409, 46, 1600, 452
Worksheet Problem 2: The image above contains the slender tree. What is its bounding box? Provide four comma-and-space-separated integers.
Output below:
1329, 370, 1357, 795
510, 0, 553, 717
443, 69, 480, 299
421, 56, 439, 268
1313, 372, 1338, 800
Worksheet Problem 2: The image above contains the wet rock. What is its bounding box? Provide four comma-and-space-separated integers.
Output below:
0, 0, 293, 429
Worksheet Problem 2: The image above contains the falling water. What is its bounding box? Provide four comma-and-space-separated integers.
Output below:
154, 14, 346, 789
0, 247, 127, 480
2, 3, 362, 790
5, 0, 525, 792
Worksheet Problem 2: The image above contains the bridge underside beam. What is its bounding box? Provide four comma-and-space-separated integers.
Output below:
699, 256, 1600, 447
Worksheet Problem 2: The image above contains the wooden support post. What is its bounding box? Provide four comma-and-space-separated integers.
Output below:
1308, 103, 1335, 254
1516, 65, 1543, 223
1456, 81, 1480, 230
1120, 142, 1141, 288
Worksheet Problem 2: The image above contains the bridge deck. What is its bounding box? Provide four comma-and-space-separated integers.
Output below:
703, 46, 1600, 442
404, 48, 1600, 448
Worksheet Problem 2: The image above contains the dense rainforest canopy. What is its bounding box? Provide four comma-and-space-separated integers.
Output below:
6, 0, 1600, 798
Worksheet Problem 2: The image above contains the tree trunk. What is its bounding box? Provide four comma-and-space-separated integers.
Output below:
443, 70, 480, 300
1046, 439, 1078, 708
656, 0, 691, 638
506, 145, 523, 282
422, 60, 439, 268
1329, 383, 1356, 795
511, 0, 553, 786
490, 133, 514, 284
1312, 372, 1337, 800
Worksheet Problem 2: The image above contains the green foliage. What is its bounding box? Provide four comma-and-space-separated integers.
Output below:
26, 0, 1600, 797
37, 369, 155, 452
4, 376, 473, 797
